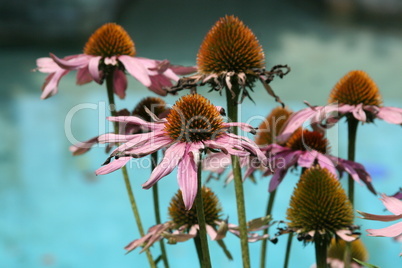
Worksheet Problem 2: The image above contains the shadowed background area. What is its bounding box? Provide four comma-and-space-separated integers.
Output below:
1, 0, 402, 267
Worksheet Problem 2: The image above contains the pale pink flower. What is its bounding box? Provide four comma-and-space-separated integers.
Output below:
96, 94, 267, 209
358, 195, 402, 239
35, 23, 196, 99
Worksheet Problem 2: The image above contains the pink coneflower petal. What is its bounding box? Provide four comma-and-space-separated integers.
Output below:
123, 135, 173, 156
380, 195, 402, 215
36, 57, 60, 72
298, 150, 318, 168
50, 53, 89, 69
142, 142, 187, 189
41, 70, 68, 99
352, 104, 366, 122
336, 229, 357, 242
88, 56, 102, 83
224, 133, 267, 162
119, 55, 152, 87
113, 69, 128, 99
95, 156, 131, 175
177, 144, 202, 210
316, 153, 337, 176
223, 122, 256, 133
76, 67, 93, 85
168, 65, 197, 75
148, 75, 171, 96
204, 136, 249, 157
366, 221, 402, 237
107, 116, 166, 130
69, 136, 99, 156
358, 211, 402, 222
377, 107, 402, 124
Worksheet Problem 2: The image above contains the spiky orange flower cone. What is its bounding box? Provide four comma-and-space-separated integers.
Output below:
285, 129, 329, 154
197, 15, 265, 74
169, 187, 222, 227
255, 107, 293, 146
84, 23, 136, 57
329, 70, 382, 106
286, 166, 355, 243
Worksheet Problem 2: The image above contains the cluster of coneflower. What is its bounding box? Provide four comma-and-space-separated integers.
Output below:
36, 15, 402, 268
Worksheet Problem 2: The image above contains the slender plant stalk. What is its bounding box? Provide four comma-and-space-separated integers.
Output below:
195, 158, 212, 268
283, 233, 293, 268
225, 87, 251, 268
151, 152, 169, 268
259, 189, 277, 268
344, 116, 358, 268
193, 234, 204, 267
105, 70, 156, 268
314, 237, 328, 268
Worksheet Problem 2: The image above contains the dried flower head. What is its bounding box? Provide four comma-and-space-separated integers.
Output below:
165, 94, 224, 142
286, 166, 355, 243
169, 187, 222, 227
168, 15, 289, 105
285, 129, 329, 154
84, 23, 136, 57
255, 107, 293, 146
329, 70, 382, 107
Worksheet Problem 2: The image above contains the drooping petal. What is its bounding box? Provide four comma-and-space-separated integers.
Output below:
357, 210, 402, 222
148, 75, 171, 96
122, 135, 173, 157
316, 153, 338, 176
337, 159, 376, 194
142, 142, 186, 189
297, 150, 318, 168
69, 136, 100, 156
278, 108, 317, 142
41, 69, 69, 99
223, 122, 257, 134
76, 67, 93, 85
95, 156, 131, 175
177, 143, 204, 210
169, 64, 197, 75
380, 195, 402, 215
113, 69, 127, 99
36, 57, 60, 73
50, 53, 90, 69
376, 106, 402, 124
119, 55, 152, 87
366, 221, 402, 237
88, 56, 102, 83
336, 229, 357, 242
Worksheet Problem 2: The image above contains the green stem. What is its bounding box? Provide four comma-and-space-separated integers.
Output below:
193, 235, 204, 268
105, 71, 156, 268
151, 152, 169, 268
283, 233, 293, 268
195, 159, 212, 268
314, 236, 328, 268
225, 88, 251, 268
345, 116, 358, 268
259, 189, 277, 268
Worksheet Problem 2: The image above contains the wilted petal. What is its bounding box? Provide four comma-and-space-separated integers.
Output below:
41, 70, 69, 99
169, 65, 197, 75
76, 67, 93, 85
69, 136, 99, 156
357, 211, 402, 222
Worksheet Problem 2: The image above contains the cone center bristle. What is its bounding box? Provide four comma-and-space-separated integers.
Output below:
197, 15, 265, 74
329, 70, 382, 106
84, 23, 136, 57
285, 129, 329, 154
168, 188, 222, 227
165, 94, 224, 143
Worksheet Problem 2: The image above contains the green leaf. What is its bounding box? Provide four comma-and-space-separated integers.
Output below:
353, 258, 380, 268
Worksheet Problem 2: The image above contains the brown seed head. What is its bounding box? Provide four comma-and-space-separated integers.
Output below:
84, 23, 136, 57
132, 97, 167, 122
285, 129, 329, 154
286, 166, 354, 237
165, 94, 224, 142
328, 238, 368, 264
328, 70, 382, 106
255, 107, 293, 146
168, 187, 222, 227
197, 15, 265, 74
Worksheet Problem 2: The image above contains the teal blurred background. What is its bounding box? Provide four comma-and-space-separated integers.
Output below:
1, 0, 402, 267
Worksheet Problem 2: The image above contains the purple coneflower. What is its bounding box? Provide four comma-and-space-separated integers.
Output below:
96, 93, 267, 209
70, 97, 168, 155
125, 187, 272, 256
36, 23, 196, 99
279, 70, 402, 141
